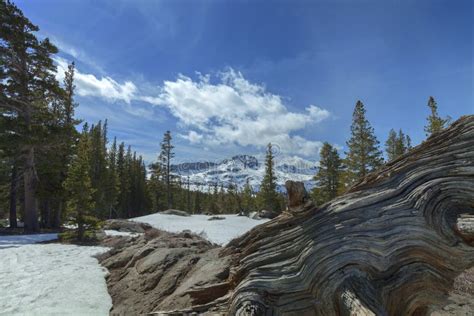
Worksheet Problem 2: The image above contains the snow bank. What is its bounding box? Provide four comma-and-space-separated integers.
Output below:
131, 213, 269, 245
0, 234, 112, 315
104, 229, 141, 237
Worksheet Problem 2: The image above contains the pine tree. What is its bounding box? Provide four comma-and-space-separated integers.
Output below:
258, 143, 280, 212
0, 0, 62, 232
63, 127, 95, 241
160, 131, 174, 209
88, 121, 108, 217
424, 96, 449, 137
386, 129, 411, 162
242, 179, 256, 215
54, 62, 80, 227
395, 129, 407, 158
406, 135, 412, 150
116, 142, 129, 218
345, 101, 383, 185
105, 137, 120, 218
385, 129, 398, 162
312, 142, 342, 206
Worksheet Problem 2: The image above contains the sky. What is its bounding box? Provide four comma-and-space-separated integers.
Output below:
16, 0, 473, 165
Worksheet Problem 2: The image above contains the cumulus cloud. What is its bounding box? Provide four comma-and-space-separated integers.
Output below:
55, 58, 330, 156
55, 57, 137, 104
146, 69, 330, 156
179, 130, 204, 144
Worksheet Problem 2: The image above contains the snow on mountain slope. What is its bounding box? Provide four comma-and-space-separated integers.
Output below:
171, 154, 317, 192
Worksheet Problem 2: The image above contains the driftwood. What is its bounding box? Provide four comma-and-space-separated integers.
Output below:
151, 116, 474, 315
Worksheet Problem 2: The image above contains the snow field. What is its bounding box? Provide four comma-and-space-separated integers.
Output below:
131, 213, 268, 245
0, 236, 111, 316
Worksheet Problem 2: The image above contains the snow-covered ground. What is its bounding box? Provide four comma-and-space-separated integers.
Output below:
131, 213, 269, 245
104, 229, 141, 237
0, 234, 111, 316
0, 214, 264, 315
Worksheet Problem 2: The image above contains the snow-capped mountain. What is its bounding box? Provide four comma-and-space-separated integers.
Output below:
171, 155, 318, 192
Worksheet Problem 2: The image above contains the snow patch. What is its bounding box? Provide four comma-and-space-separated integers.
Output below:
131, 213, 268, 245
104, 229, 142, 237
0, 234, 112, 315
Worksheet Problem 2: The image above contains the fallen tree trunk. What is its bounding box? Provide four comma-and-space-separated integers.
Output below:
96, 116, 474, 316
150, 116, 474, 315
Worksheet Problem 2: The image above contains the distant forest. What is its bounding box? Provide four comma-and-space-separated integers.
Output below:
0, 0, 451, 236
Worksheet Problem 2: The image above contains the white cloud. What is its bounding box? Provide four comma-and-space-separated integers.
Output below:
54, 57, 330, 157
55, 57, 137, 104
179, 130, 204, 144
146, 69, 330, 156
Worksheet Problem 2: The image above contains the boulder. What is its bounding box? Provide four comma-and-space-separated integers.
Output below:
103, 219, 152, 233
208, 216, 225, 221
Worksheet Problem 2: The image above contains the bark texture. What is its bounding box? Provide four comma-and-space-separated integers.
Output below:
216, 116, 474, 316
108, 116, 473, 316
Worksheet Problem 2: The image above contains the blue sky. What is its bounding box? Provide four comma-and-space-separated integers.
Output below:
17, 0, 473, 164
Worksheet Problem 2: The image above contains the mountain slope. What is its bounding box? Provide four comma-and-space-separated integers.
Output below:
171, 155, 317, 192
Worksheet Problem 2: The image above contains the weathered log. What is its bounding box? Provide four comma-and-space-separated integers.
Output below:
154, 116, 474, 315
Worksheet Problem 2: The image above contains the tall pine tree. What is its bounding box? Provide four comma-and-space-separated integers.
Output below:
345, 100, 383, 185
385, 129, 398, 162
424, 96, 449, 136
258, 143, 280, 212
385, 128, 411, 162
160, 131, 174, 209
63, 126, 95, 241
312, 142, 343, 206
0, 0, 62, 231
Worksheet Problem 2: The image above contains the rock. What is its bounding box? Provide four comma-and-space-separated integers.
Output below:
161, 209, 191, 217
98, 229, 221, 315
103, 219, 152, 233
249, 211, 260, 220
258, 209, 278, 219
208, 216, 225, 221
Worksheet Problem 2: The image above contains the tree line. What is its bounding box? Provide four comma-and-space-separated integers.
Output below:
311, 97, 450, 206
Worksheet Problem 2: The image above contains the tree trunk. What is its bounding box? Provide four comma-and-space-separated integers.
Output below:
77, 210, 84, 241
9, 163, 18, 229
45, 199, 52, 229
154, 116, 474, 315
53, 200, 62, 229
24, 146, 39, 233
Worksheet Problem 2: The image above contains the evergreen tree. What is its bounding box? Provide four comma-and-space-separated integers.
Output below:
54, 62, 80, 227
345, 101, 383, 185
148, 159, 166, 212
0, 0, 62, 232
105, 137, 120, 218
406, 135, 412, 150
257, 143, 280, 212
385, 129, 398, 162
242, 179, 256, 215
386, 129, 411, 162
424, 96, 449, 137
88, 121, 108, 217
160, 131, 174, 209
395, 129, 407, 157
312, 142, 342, 206
116, 142, 129, 217
63, 127, 95, 241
